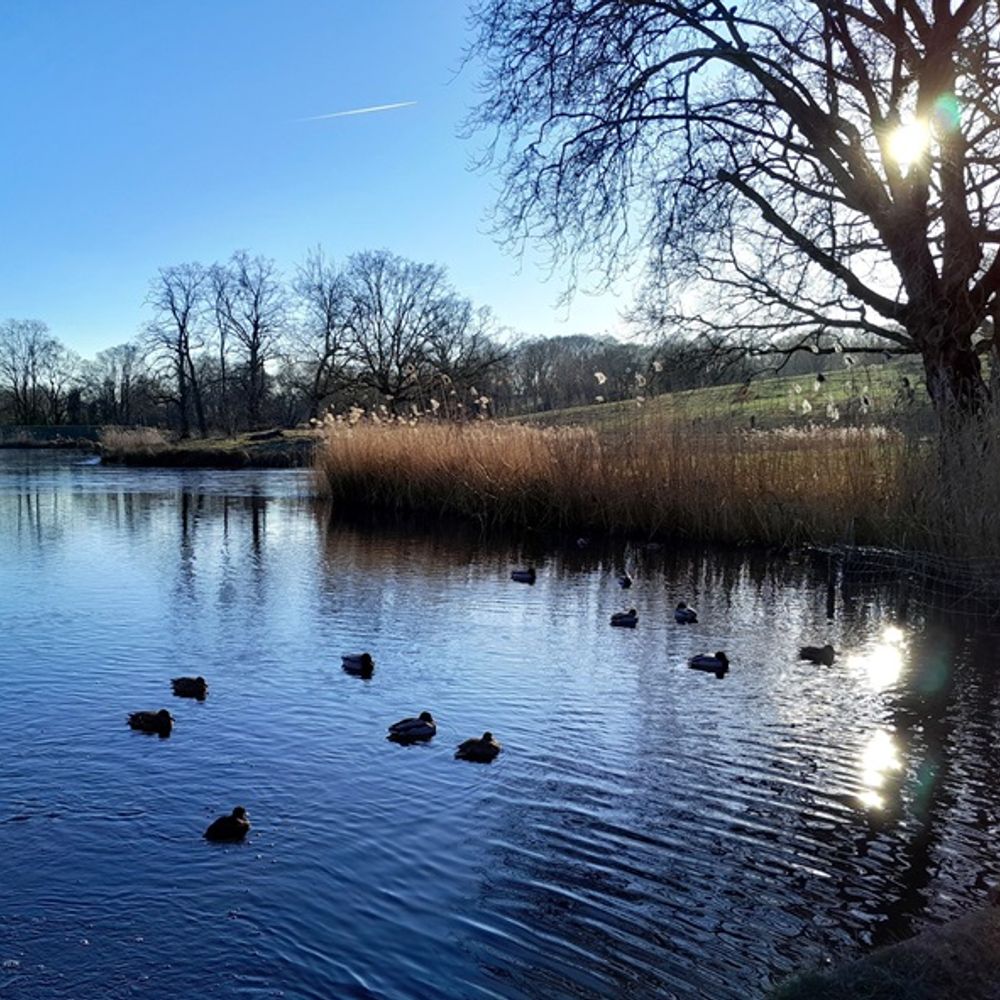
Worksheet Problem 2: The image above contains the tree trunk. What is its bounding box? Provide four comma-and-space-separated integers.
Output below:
911, 312, 990, 426
176, 354, 190, 439
188, 357, 208, 438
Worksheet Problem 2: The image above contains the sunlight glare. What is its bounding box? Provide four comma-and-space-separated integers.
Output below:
858, 789, 884, 810
882, 625, 904, 644
858, 730, 902, 810
887, 121, 930, 170
849, 640, 905, 691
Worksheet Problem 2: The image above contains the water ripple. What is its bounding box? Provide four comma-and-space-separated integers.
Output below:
1, 452, 997, 998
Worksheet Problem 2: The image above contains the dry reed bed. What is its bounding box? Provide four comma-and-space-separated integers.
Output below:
99, 426, 171, 453
314, 419, 924, 549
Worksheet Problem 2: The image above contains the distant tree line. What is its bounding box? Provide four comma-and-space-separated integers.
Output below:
0, 246, 848, 434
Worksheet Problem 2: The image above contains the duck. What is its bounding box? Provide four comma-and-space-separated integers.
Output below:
511, 568, 537, 584
455, 731, 503, 763
387, 711, 437, 743
127, 709, 173, 737
171, 676, 208, 699
610, 608, 638, 628
618, 572, 633, 589
689, 652, 729, 678
674, 601, 698, 624
204, 806, 250, 842
341, 652, 375, 677
799, 644, 836, 666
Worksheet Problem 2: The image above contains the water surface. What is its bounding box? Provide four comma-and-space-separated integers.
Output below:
2, 450, 999, 998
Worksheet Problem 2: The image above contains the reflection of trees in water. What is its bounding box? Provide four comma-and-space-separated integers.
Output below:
171, 490, 273, 614
14, 490, 50, 547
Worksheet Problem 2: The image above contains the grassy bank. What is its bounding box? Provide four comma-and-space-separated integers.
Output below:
0, 425, 100, 450
99, 427, 318, 469
771, 906, 1000, 1000
515, 357, 928, 435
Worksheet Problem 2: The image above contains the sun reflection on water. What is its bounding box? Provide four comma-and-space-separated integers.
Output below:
848, 626, 907, 691
858, 729, 903, 810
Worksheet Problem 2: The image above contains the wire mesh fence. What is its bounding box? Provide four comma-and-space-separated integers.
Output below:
811, 544, 1000, 622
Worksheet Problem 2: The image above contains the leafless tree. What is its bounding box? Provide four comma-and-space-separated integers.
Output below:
212, 251, 286, 428
291, 248, 351, 418
342, 250, 504, 410
0, 319, 77, 424
145, 263, 209, 437
469, 0, 1000, 421
424, 303, 509, 409
83, 341, 151, 424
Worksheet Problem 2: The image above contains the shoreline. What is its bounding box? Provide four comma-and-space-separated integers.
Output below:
98, 432, 318, 469
0, 438, 98, 451
771, 905, 1000, 999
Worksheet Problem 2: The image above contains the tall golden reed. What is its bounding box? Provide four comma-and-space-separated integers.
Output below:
314, 417, 922, 549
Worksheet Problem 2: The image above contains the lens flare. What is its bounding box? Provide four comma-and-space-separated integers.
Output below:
932, 93, 961, 135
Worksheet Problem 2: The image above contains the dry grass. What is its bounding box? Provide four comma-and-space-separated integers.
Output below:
99, 426, 171, 452
314, 404, 1000, 558
314, 416, 916, 549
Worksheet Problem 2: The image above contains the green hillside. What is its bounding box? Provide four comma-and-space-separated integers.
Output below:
513, 357, 929, 434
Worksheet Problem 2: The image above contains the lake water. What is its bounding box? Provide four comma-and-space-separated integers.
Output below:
2, 450, 999, 999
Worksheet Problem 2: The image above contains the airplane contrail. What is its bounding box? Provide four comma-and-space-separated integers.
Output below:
298, 101, 417, 122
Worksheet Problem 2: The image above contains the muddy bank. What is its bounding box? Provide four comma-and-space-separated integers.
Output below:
772, 906, 1000, 1000
100, 432, 318, 469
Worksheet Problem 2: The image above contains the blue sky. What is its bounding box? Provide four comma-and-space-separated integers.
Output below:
0, 0, 629, 357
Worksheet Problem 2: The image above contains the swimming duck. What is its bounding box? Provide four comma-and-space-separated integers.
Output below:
341, 652, 375, 677
455, 731, 503, 763
618, 572, 633, 589
689, 652, 729, 678
171, 676, 208, 699
127, 709, 173, 737
674, 601, 698, 624
799, 644, 836, 666
511, 568, 537, 584
611, 608, 638, 628
388, 711, 437, 743
204, 806, 250, 842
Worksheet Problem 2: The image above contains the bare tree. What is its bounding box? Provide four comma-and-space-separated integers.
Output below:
212, 251, 286, 428
146, 263, 209, 437
342, 250, 482, 409
505, 334, 644, 411
424, 303, 509, 409
469, 1, 1000, 421
291, 248, 351, 418
0, 319, 76, 424
83, 341, 151, 424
